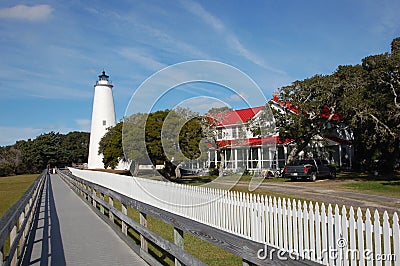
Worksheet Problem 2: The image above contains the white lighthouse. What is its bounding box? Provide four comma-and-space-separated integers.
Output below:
88, 71, 116, 169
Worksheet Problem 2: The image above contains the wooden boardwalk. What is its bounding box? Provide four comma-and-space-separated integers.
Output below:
20, 174, 148, 266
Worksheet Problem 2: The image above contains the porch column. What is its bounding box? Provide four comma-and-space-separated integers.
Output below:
283, 145, 288, 165
246, 149, 249, 169
224, 149, 227, 169
269, 149, 277, 169
234, 149, 238, 170
338, 145, 342, 167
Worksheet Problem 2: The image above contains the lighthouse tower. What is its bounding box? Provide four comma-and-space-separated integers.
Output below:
88, 71, 116, 169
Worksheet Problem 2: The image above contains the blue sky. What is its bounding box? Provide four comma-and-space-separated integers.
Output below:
0, 0, 399, 146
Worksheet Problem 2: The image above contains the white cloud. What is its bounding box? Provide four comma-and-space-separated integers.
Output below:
0, 126, 44, 146
137, 23, 210, 59
0, 65, 92, 99
0, 5, 53, 22
371, 2, 400, 36
75, 119, 91, 132
178, 97, 228, 114
179, 0, 224, 31
118, 47, 167, 71
228, 91, 248, 102
180, 0, 285, 74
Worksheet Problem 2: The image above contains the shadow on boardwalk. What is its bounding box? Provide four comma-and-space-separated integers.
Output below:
21, 175, 66, 265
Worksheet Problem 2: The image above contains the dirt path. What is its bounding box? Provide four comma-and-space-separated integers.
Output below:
217, 179, 400, 215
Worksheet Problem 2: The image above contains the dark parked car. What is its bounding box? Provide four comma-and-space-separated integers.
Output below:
283, 158, 336, 181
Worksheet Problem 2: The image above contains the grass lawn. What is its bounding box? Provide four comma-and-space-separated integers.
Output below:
0, 174, 38, 217
296, 171, 400, 198
108, 197, 242, 266
342, 178, 400, 197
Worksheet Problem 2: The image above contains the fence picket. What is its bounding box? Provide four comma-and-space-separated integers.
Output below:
233, 192, 239, 234
282, 198, 288, 251
250, 194, 256, 240
393, 213, 400, 266
303, 201, 310, 260
314, 202, 322, 263
297, 200, 304, 258
287, 199, 293, 252
334, 204, 342, 266
356, 208, 364, 266
293, 200, 299, 254
238, 192, 244, 236
382, 211, 391, 266
321, 203, 328, 265
278, 198, 283, 248
342, 206, 350, 266
245, 193, 250, 236
264, 195, 270, 244
374, 210, 382, 266
269, 196, 274, 245
260, 195, 266, 243
273, 197, 279, 247
365, 209, 373, 266
327, 204, 335, 266
308, 202, 315, 262
349, 207, 357, 266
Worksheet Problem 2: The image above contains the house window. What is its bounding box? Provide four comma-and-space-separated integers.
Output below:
232, 127, 238, 139
103, 120, 106, 126
217, 128, 223, 139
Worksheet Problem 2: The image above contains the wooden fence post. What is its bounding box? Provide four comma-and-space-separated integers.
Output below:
100, 193, 105, 214
79, 181, 83, 197
18, 212, 25, 258
92, 188, 96, 208
24, 203, 30, 238
140, 212, 148, 252
108, 196, 114, 223
83, 182, 87, 198
10, 225, 17, 266
174, 228, 184, 266
122, 203, 127, 236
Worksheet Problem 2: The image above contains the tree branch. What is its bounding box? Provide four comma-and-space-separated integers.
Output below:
365, 112, 397, 138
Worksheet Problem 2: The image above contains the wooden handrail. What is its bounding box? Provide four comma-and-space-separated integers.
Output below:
0, 171, 46, 266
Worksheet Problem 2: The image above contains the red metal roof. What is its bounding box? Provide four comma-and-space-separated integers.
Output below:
271, 98, 341, 121
210, 106, 264, 126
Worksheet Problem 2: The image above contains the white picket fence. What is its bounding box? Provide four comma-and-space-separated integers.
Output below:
68, 168, 400, 266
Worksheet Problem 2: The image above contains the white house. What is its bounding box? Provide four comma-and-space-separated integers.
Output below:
198, 96, 354, 174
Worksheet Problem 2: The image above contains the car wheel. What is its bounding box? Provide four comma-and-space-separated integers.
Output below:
329, 171, 336, 179
310, 173, 317, 182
